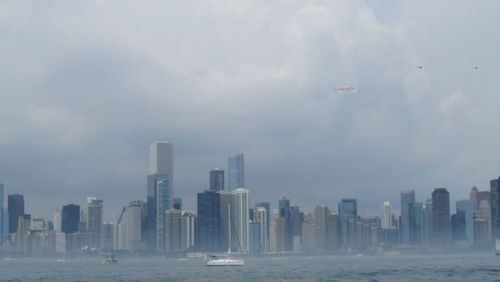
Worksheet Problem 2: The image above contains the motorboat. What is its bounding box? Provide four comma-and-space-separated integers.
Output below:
102, 254, 118, 264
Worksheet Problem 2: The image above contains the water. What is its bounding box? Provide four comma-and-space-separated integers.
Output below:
0, 254, 499, 281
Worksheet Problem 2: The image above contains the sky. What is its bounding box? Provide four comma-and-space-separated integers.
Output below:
0, 0, 499, 220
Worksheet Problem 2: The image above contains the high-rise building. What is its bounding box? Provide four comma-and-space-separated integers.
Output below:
209, 169, 224, 191
61, 204, 80, 234
165, 209, 182, 253
326, 211, 340, 251
380, 201, 392, 229
255, 206, 269, 252
469, 187, 479, 213
490, 177, 500, 239
173, 197, 182, 210
409, 202, 424, 245
455, 200, 474, 245
86, 197, 103, 249
400, 190, 415, 244
8, 194, 24, 234
196, 190, 222, 251
432, 188, 451, 246
338, 198, 357, 249
230, 188, 250, 252
228, 154, 244, 191
146, 141, 173, 251
474, 199, 492, 245
338, 199, 357, 217
53, 210, 61, 233
424, 199, 433, 244
314, 205, 328, 251
101, 222, 114, 250
278, 197, 293, 251
116, 200, 146, 251
156, 179, 172, 252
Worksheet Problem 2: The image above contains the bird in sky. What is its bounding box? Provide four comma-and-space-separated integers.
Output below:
416, 66, 423, 69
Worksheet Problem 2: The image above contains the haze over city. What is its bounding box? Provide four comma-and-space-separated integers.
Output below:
0, 0, 498, 220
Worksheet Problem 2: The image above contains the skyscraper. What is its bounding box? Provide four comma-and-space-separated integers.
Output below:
409, 202, 424, 245
196, 190, 222, 251
255, 206, 269, 252
338, 198, 357, 217
231, 188, 250, 252
314, 205, 328, 250
400, 190, 415, 244
146, 141, 173, 251
61, 204, 80, 234
338, 198, 357, 249
228, 154, 244, 191
490, 177, 500, 239
380, 201, 392, 229
8, 194, 24, 234
86, 197, 103, 249
432, 188, 451, 246
209, 169, 224, 191
455, 200, 474, 244
156, 179, 172, 252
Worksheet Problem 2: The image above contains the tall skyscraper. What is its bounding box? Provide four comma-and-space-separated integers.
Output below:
209, 169, 224, 191
156, 179, 172, 252
338, 198, 357, 249
455, 200, 474, 244
228, 154, 244, 191
490, 177, 500, 239
255, 206, 269, 252
231, 188, 249, 252
314, 205, 328, 250
432, 188, 451, 246
424, 199, 433, 244
8, 194, 24, 234
380, 201, 392, 229
278, 197, 293, 251
409, 202, 424, 245
469, 187, 479, 213
400, 190, 415, 244
196, 190, 222, 251
61, 204, 80, 234
146, 141, 173, 251
86, 197, 103, 249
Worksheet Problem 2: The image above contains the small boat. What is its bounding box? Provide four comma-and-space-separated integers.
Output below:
206, 254, 244, 266
102, 254, 118, 264
57, 257, 70, 263
495, 240, 500, 256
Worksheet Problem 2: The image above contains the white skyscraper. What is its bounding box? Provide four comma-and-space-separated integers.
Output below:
380, 201, 392, 229
53, 210, 61, 233
231, 188, 249, 253
150, 141, 173, 178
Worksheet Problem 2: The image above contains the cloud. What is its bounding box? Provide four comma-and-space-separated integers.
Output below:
0, 0, 498, 218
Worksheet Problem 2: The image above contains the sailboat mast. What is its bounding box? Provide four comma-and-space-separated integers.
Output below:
228, 203, 231, 254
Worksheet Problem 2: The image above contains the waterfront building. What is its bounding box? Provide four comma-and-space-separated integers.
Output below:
490, 177, 500, 239
209, 169, 224, 191
455, 200, 474, 245
196, 190, 222, 251
228, 154, 244, 191
61, 204, 80, 234
400, 190, 415, 244
432, 188, 451, 246
314, 205, 328, 251
146, 141, 173, 251
8, 194, 24, 234
85, 197, 103, 249
380, 201, 392, 229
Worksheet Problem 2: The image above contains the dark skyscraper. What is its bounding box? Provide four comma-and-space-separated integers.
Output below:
196, 190, 222, 251
338, 199, 357, 217
228, 154, 244, 191
400, 190, 415, 244
8, 194, 24, 233
173, 197, 182, 210
490, 177, 500, 239
432, 188, 451, 246
209, 169, 224, 191
61, 204, 80, 234
278, 197, 293, 250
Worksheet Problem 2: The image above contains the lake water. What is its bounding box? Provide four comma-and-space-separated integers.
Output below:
0, 253, 499, 281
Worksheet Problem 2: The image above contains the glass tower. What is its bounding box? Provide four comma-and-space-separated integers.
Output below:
228, 154, 244, 191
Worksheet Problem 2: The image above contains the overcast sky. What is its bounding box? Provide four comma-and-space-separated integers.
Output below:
0, 0, 498, 220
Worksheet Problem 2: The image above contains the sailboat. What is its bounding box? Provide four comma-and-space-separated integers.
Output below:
206, 204, 245, 266
495, 239, 500, 256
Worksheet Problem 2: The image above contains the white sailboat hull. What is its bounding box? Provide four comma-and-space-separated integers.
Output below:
206, 258, 245, 266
